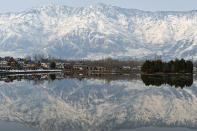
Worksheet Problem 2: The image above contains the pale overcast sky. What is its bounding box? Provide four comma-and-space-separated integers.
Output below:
0, 0, 197, 13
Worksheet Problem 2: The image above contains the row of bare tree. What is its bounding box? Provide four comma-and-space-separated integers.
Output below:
30, 54, 143, 69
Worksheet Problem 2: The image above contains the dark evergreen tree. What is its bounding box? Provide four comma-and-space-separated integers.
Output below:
141, 59, 193, 74
50, 61, 56, 69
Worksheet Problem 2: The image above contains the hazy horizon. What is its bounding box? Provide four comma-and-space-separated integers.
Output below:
0, 0, 197, 13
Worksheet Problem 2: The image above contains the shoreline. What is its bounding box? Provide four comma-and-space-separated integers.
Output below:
0, 70, 62, 75
0, 70, 195, 76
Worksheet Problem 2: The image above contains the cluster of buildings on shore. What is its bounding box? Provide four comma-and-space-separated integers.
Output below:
0, 57, 51, 70
0, 57, 69, 70
0, 57, 141, 73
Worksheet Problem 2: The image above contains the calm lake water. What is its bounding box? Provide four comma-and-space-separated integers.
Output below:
0, 73, 197, 131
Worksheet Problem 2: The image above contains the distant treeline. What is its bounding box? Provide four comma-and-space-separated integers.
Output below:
32, 54, 143, 69
82, 58, 142, 69
141, 59, 193, 74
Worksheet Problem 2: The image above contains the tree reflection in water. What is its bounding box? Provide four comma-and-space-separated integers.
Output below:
141, 74, 193, 88
49, 74, 56, 81
0, 73, 194, 89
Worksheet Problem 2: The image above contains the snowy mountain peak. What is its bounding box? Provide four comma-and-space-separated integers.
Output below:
0, 4, 197, 60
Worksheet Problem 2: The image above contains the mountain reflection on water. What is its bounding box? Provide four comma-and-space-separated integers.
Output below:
0, 73, 197, 131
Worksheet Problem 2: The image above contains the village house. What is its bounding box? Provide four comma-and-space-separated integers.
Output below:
64, 63, 73, 69
122, 66, 131, 70
56, 62, 65, 69
193, 67, 197, 72
41, 62, 49, 69
137, 65, 141, 70
0, 60, 10, 70
2, 57, 18, 70
23, 60, 40, 70
73, 62, 87, 70
87, 66, 106, 71
16, 58, 25, 69
16, 58, 24, 64
131, 65, 141, 71
4, 56, 12, 61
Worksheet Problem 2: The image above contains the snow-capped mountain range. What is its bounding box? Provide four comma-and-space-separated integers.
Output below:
0, 4, 197, 60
